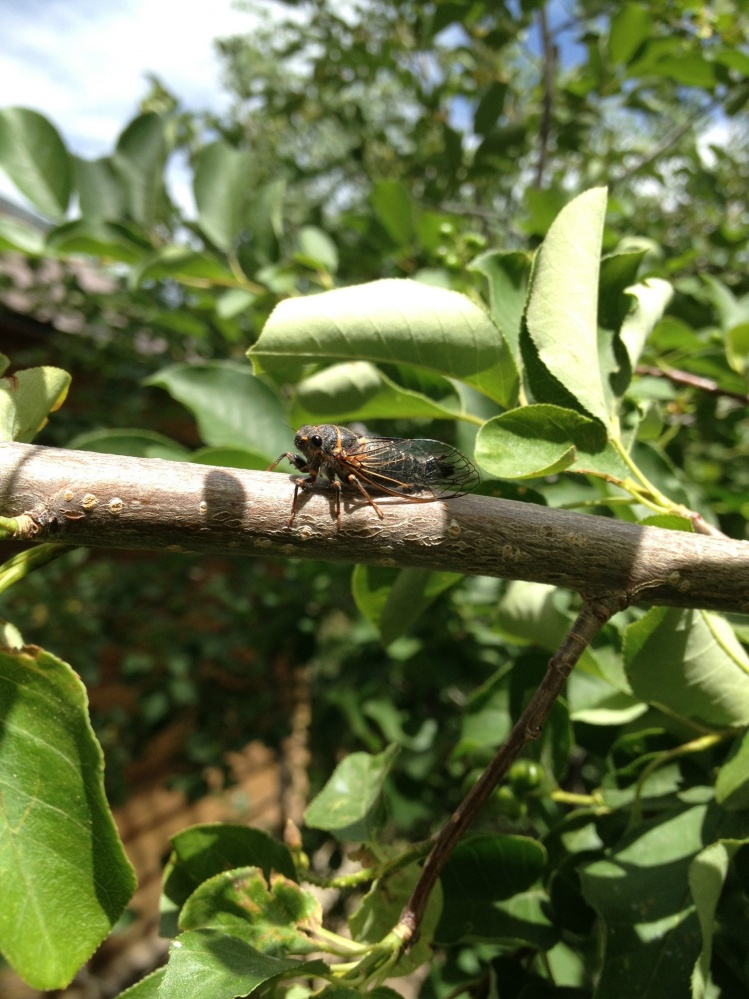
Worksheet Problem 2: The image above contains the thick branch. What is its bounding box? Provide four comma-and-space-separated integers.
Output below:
2, 442, 749, 614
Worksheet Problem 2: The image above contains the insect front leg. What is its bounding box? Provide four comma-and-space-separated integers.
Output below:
288, 469, 320, 526
266, 451, 309, 473
267, 452, 316, 526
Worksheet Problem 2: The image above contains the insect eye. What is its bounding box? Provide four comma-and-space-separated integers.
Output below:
310, 435, 323, 447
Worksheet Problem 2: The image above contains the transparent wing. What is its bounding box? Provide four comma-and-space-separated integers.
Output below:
339, 436, 480, 498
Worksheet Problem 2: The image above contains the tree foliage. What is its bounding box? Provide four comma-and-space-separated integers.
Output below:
1, 2, 749, 997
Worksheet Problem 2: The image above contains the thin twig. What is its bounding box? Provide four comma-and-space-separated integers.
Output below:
610, 95, 723, 188
534, 5, 555, 189
397, 595, 624, 941
637, 364, 749, 405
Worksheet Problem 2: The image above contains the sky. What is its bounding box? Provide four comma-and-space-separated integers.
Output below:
1, 0, 257, 209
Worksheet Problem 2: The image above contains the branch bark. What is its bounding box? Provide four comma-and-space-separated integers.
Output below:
2, 442, 749, 615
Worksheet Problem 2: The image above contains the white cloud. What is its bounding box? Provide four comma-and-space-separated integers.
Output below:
2, 0, 255, 156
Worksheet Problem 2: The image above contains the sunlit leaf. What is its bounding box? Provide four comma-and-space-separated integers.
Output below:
112, 113, 168, 228
74, 155, 126, 220
145, 361, 288, 459
469, 249, 532, 365
0, 646, 136, 989
194, 141, 254, 251
0, 365, 70, 442
179, 866, 321, 955
352, 565, 463, 644
160, 824, 296, 938
690, 838, 747, 997
304, 744, 399, 841
624, 608, 749, 728
295, 225, 338, 273
157, 929, 326, 999
475, 404, 615, 480
715, 728, 749, 810
291, 361, 466, 424
250, 279, 518, 407
0, 107, 71, 218
68, 428, 190, 460
523, 187, 609, 425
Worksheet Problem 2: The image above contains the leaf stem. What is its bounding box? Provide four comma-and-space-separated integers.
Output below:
629, 730, 730, 827
0, 543, 72, 595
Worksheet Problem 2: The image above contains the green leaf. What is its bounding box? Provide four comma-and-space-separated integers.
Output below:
157, 928, 326, 999
617, 278, 673, 377
145, 361, 288, 459
0, 107, 71, 218
599, 251, 648, 330
609, 4, 653, 65
0, 365, 70, 442
520, 186, 570, 238
715, 728, 749, 810
130, 246, 236, 288
112, 113, 168, 228
190, 446, 273, 471
726, 322, 749, 375
371, 179, 416, 246
304, 744, 400, 842
295, 226, 339, 273
179, 866, 321, 955
567, 669, 646, 726
0, 216, 45, 254
474, 403, 613, 479
244, 179, 285, 265
160, 824, 296, 937
217, 288, 257, 320
45, 219, 151, 264
469, 249, 532, 365
73, 155, 126, 220
194, 141, 254, 251
473, 81, 507, 135
689, 838, 747, 998
349, 860, 443, 975
0, 646, 136, 989
494, 581, 571, 649
523, 187, 610, 425
624, 608, 749, 728
291, 361, 467, 425
435, 835, 547, 945
580, 804, 729, 998
352, 565, 463, 645
68, 428, 190, 460
115, 967, 166, 998
454, 669, 513, 758
638, 513, 693, 532
249, 279, 519, 408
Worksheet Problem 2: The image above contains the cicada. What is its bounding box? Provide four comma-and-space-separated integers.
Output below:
267, 423, 480, 529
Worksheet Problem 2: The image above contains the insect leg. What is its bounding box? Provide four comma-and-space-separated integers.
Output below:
266, 452, 309, 473
342, 473, 385, 520
288, 471, 318, 526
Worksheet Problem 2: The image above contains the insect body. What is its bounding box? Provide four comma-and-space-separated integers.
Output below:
267, 424, 480, 529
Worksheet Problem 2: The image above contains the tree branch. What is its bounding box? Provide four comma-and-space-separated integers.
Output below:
2, 442, 749, 614
398, 595, 621, 941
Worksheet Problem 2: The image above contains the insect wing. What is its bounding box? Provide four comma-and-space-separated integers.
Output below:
345, 436, 480, 498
